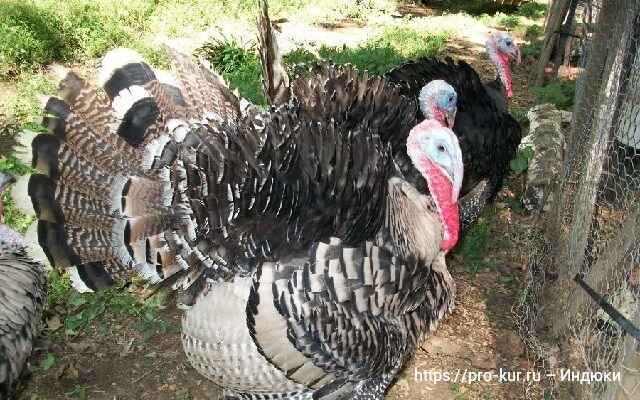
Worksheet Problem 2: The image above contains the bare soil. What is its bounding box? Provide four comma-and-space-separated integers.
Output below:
13, 5, 544, 400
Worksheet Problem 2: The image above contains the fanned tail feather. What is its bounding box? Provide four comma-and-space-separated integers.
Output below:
29, 48, 245, 294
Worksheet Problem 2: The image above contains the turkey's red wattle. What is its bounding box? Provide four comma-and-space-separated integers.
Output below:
424, 160, 460, 251
487, 38, 514, 98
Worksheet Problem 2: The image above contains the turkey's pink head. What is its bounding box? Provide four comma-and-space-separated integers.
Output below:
407, 120, 463, 251
486, 31, 521, 98
418, 80, 457, 128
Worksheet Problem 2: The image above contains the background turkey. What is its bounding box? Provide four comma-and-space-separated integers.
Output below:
27, 40, 466, 397
0, 171, 47, 399
257, 0, 494, 231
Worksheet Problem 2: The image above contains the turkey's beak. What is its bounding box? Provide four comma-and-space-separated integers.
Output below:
509, 47, 521, 65
445, 108, 457, 129
443, 158, 464, 203
451, 161, 464, 202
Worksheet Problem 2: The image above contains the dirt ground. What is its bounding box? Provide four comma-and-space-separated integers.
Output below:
13, 4, 547, 400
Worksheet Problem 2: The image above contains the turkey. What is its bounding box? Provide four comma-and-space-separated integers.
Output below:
0, 171, 47, 398
483, 31, 521, 113
257, 0, 493, 230
28, 40, 465, 398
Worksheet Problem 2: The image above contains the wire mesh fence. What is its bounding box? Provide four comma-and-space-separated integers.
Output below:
516, 0, 640, 399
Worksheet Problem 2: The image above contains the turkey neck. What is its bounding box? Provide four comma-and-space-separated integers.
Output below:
486, 40, 513, 98
383, 174, 457, 263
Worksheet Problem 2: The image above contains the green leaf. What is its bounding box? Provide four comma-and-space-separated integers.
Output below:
510, 157, 528, 174
42, 353, 55, 371
500, 276, 514, 283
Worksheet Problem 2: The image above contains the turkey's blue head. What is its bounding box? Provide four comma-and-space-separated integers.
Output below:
486, 31, 521, 98
407, 120, 463, 251
418, 80, 457, 129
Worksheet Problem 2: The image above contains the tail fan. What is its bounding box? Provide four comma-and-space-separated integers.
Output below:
28, 48, 245, 295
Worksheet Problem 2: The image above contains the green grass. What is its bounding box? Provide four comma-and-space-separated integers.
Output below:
459, 214, 496, 279
0, 0, 401, 76
319, 23, 451, 74
196, 37, 265, 105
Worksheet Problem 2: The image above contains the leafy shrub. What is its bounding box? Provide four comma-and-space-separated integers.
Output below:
510, 145, 535, 174
196, 38, 265, 105
521, 42, 542, 59
525, 24, 543, 39
517, 2, 548, 19
530, 80, 576, 108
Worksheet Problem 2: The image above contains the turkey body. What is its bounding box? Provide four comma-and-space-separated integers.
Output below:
257, 2, 504, 230
385, 57, 522, 198
27, 42, 462, 398
0, 219, 47, 398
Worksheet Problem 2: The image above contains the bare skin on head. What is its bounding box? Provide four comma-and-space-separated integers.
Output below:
486, 31, 521, 98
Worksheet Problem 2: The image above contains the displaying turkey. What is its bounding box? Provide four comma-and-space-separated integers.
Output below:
0, 171, 47, 399
257, 0, 494, 231
28, 40, 465, 397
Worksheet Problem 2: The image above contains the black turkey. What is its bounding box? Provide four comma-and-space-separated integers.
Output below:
257, 0, 494, 231
28, 41, 466, 398
0, 171, 47, 398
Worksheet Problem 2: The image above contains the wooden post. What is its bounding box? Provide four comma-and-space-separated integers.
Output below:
533, 0, 571, 85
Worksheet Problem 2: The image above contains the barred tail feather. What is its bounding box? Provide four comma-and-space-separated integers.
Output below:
28, 48, 237, 293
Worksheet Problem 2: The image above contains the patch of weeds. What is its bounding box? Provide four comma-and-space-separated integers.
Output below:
5, 73, 57, 122
520, 42, 542, 59
503, 196, 525, 213
510, 145, 534, 174
517, 2, 548, 19
525, 24, 543, 40
58, 280, 178, 346
460, 216, 495, 279
133, 295, 181, 344
283, 48, 319, 69
500, 275, 514, 283
196, 38, 265, 105
530, 80, 575, 109
478, 12, 521, 28
319, 25, 450, 74
0, 157, 35, 234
